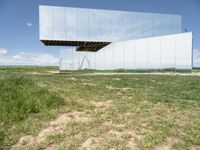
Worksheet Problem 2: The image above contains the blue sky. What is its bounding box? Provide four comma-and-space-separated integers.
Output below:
0, 0, 200, 66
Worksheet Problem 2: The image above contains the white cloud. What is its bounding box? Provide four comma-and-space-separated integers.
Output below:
0, 51, 58, 66
13, 54, 22, 59
26, 22, 32, 27
0, 48, 7, 55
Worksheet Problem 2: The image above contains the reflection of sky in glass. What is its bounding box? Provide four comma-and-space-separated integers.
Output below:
60, 33, 192, 70
39, 5, 182, 42
39, 6, 53, 40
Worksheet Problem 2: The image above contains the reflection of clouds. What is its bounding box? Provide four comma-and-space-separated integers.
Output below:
0, 48, 7, 55
26, 22, 32, 27
54, 7, 65, 40
78, 9, 89, 40
88, 9, 101, 41
40, 5, 181, 42
193, 49, 200, 67
65, 8, 78, 40
39, 6, 53, 40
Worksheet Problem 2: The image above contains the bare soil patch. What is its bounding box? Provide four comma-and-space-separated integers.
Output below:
91, 100, 113, 108
47, 71, 59, 74
154, 138, 176, 150
191, 145, 200, 150
12, 111, 92, 149
103, 120, 126, 128
69, 77, 78, 81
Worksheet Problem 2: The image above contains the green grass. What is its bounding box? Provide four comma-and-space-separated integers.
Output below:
0, 75, 64, 148
0, 67, 200, 149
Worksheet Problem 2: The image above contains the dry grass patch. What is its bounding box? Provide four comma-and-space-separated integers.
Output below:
106, 86, 132, 91
112, 78, 121, 81
79, 127, 143, 150
50, 111, 91, 126
78, 119, 143, 150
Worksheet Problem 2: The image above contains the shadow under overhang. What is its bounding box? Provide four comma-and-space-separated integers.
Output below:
40, 40, 111, 52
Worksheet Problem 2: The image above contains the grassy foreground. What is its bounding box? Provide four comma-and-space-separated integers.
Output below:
0, 67, 200, 149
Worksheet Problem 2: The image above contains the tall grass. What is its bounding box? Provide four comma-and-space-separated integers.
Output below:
0, 75, 64, 147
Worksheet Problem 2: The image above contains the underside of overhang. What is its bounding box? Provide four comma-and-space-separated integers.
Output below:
40, 40, 111, 52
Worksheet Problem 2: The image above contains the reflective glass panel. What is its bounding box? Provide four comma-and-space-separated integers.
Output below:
39, 6, 53, 40
77, 8, 89, 41
89, 9, 101, 41
54, 7, 65, 40
65, 7, 78, 40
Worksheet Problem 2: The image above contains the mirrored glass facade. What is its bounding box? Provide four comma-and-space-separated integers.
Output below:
40, 5, 182, 42
39, 5, 192, 70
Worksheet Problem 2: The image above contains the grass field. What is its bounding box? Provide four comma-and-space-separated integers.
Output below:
0, 67, 200, 150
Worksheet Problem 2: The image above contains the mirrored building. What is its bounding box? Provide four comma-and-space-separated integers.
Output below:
39, 5, 192, 70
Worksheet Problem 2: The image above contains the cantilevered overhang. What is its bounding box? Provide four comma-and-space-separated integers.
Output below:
40, 40, 111, 52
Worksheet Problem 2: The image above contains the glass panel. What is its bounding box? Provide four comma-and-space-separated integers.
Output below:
113, 41, 124, 69
78, 51, 90, 69
76, 51, 83, 69
89, 9, 101, 41
175, 33, 192, 69
96, 48, 105, 70
135, 39, 148, 69
142, 13, 153, 38
124, 40, 135, 69
59, 49, 67, 70
85, 52, 95, 69
53, 7, 65, 40
59, 47, 74, 70
112, 11, 122, 41
104, 43, 114, 70
172, 15, 182, 34
122, 12, 133, 40
152, 14, 163, 37
72, 49, 80, 70
77, 8, 89, 41
161, 35, 175, 69
148, 37, 161, 69
39, 6, 53, 40
65, 7, 78, 41
101, 10, 112, 41
162, 15, 172, 35
132, 12, 142, 39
